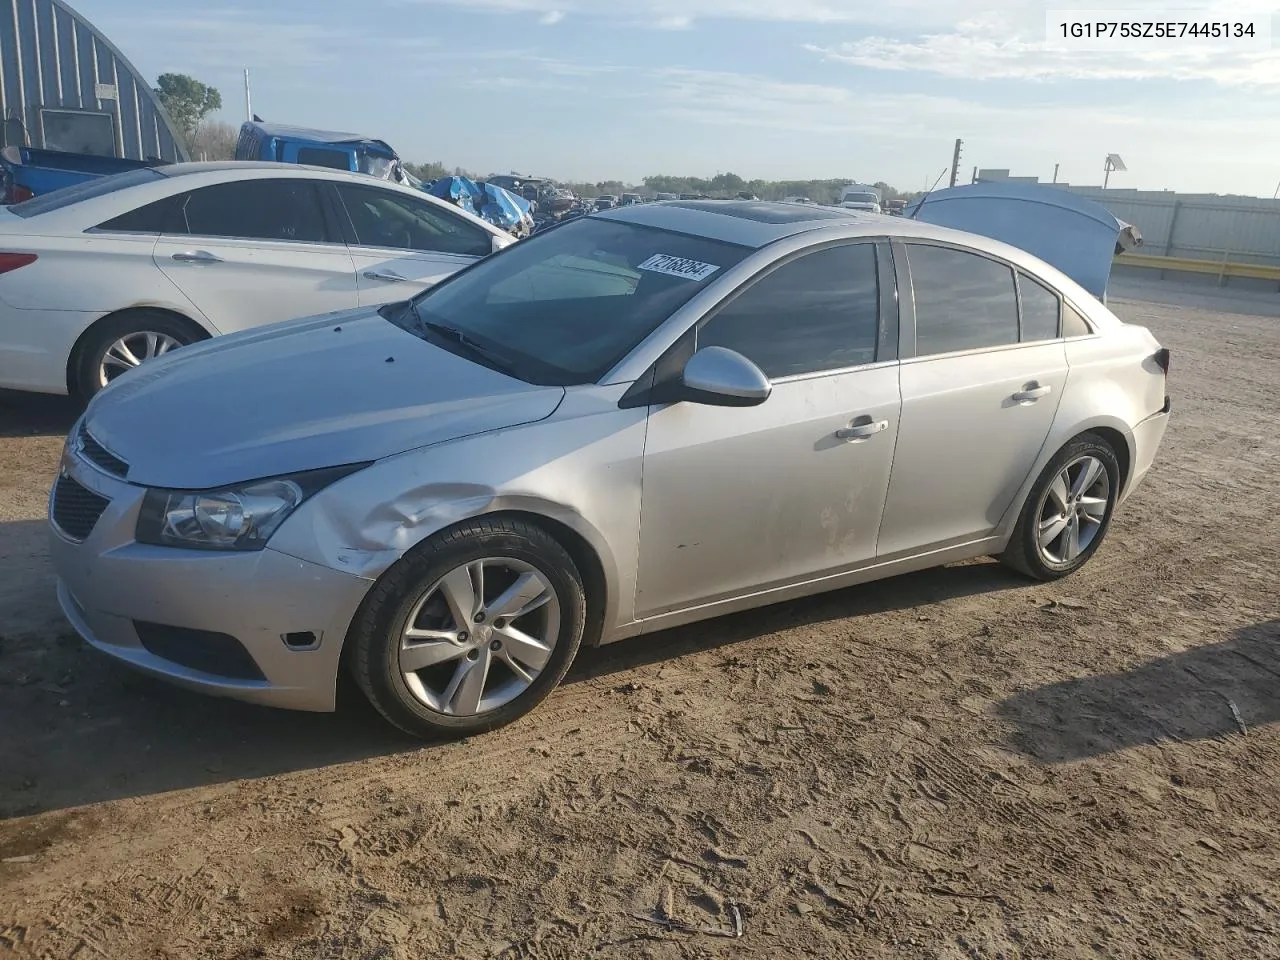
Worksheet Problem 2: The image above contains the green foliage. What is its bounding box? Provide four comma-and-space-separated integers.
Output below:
404, 161, 481, 182
154, 73, 222, 143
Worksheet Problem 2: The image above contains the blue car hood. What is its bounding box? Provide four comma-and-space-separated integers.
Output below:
83, 309, 565, 490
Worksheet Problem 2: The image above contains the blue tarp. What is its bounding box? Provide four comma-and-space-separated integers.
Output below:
904, 183, 1140, 300
424, 176, 533, 237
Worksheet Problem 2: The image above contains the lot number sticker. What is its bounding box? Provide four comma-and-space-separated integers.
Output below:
637, 254, 720, 282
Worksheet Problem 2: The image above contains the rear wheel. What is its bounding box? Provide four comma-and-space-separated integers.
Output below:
349, 517, 586, 739
1000, 433, 1120, 581
72, 310, 207, 399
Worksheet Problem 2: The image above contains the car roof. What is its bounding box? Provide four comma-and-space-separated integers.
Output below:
241, 122, 393, 149
591, 199, 1112, 310
597, 199, 881, 247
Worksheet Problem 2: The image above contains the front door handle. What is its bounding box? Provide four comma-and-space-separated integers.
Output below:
1012, 382, 1052, 403
171, 250, 223, 264
363, 270, 408, 283
835, 416, 889, 441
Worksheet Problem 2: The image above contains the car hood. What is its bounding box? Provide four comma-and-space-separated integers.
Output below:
83, 308, 565, 490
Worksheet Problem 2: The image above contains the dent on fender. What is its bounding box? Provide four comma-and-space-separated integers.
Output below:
304, 481, 498, 578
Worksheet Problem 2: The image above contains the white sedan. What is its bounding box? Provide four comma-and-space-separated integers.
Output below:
0, 162, 512, 397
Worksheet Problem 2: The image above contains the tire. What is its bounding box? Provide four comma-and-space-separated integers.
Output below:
349, 516, 586, 739
1000, 433, 1121, 581
72, 310, 207, 400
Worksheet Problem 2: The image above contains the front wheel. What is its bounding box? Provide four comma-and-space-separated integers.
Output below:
348, 517, 586, 739
1000, 434, 1120, 581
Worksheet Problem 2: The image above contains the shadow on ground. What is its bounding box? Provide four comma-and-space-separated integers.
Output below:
998, 619, 1280, 762
0, 513, 1027, 818
0, 389, 80, 439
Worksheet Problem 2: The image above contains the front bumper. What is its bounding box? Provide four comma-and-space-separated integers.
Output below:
49, 447, 374, 712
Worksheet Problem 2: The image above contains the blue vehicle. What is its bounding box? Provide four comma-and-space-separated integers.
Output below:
0, 145, 168, 204
234, 121, 408, 183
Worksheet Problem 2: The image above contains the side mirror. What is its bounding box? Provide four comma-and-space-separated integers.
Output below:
491, 234, 509, 254
677, 346, 771, 407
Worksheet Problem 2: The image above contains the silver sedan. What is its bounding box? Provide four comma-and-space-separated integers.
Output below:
49, 200, 1171, 738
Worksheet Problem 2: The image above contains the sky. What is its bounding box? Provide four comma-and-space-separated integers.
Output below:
74, 0, 1280, 196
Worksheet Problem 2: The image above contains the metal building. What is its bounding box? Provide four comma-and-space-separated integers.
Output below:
0, 0, 187, 161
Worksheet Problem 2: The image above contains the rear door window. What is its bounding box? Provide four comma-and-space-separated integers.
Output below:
905, 244, 1019, 356
1018, 273, 1061, 342
173, 179, 331, 243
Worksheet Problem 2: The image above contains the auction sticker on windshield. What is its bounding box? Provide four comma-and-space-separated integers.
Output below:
637, 254, 720, 282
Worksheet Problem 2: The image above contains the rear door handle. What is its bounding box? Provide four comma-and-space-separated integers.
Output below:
835, 416, 889, 441
363, 270, 408, 283
1012, 383, 1052, 402
171, 250, 223, 264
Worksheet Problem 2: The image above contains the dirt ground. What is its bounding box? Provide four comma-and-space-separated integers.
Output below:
1, 277, 1277, 959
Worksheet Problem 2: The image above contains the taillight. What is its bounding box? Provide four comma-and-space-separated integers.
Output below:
1154, 347, 1171, 375
0, 253, 38, 275
7, 185, 33, 204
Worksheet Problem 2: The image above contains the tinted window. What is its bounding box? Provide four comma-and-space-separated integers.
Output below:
178, 179, 329, 243
1063, 303, 1093, 337
1019, 273, 1060, 341
907, 244, 1018, 356
336, 183, 491, 257
699, 243, 880, 377
8, 168, 165, 218
400, 217, 750, 385
297, 148, 350, 170
96, 196, 180, 234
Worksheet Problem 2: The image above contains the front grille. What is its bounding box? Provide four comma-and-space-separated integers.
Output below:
78, 424, 129, 477
51, 475, 110, 541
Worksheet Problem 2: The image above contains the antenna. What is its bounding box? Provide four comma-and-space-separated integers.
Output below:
1103, 153, 1126, 188
910, 166, 950, 220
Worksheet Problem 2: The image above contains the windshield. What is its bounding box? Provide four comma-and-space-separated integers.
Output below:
845, 193, 879, 204
398, 217, 750, 386
359, 154, 396, 180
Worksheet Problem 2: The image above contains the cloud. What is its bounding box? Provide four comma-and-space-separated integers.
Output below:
807, 15, 1280, 88
538, 9, 565, 24
388, 0, 1005, 28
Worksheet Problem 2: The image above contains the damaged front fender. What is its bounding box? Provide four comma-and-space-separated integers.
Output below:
266, 386, 649, 634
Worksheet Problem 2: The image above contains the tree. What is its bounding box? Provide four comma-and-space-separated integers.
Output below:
187, 121, 237, 161
154, 73, 222, 143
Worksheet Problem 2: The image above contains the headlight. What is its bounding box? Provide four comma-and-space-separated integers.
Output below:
136, 464, 366, 551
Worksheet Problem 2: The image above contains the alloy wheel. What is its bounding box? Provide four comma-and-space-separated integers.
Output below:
99, 331, 183, 387
397, 557, 561, 717
1035, 455, 1111, 565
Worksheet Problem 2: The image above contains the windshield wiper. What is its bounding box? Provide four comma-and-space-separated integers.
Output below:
414, 310, 521, 378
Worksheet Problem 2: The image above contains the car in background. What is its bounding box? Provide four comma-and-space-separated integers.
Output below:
235, 122, 409, 184
654, 192, 678, 201
1, 145, 169, 204
49, 200, 1170, 739
781, 196, 814, 204
594, 195, 618, 210
620, 193, 642, 206
0, 162, 510, 398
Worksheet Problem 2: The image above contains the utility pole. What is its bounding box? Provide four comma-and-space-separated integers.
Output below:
244, 68, 252, 123
949, 139, 963, 188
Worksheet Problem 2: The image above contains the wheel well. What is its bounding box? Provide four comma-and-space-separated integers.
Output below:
1083, 427, 1132, 493
66, 307, 209, 395
486, 510, 609, 648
